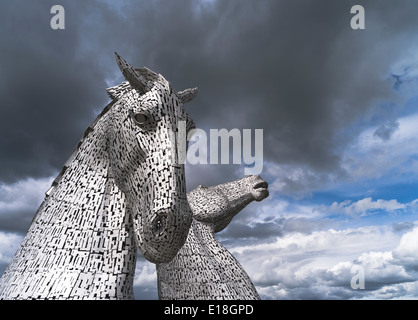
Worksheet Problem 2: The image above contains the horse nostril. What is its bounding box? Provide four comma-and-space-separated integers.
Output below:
152, 216, 165, 237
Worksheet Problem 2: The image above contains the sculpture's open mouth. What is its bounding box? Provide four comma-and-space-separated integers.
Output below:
253, 181, 268, 190
252, 180, 269, 202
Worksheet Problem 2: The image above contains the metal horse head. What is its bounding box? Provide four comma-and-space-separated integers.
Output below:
105, 53, 197, 263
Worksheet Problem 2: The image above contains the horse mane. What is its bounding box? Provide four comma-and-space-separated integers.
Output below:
43, 101, 114, 199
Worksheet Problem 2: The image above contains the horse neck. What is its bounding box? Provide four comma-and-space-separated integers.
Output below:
42, 126, 111, 225
157, 219, 260, 299
40, 128, 137, 262
0, 123, 138, 299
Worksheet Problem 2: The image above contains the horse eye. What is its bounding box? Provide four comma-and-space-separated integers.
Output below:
133, 113, 149, 125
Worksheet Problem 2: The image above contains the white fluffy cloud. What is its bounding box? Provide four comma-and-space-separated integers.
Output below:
392, 227, 418, 271
133, 258, 159, 299
133, 261, 157, 288
225, 224, 418, 299
0, 176, 53, 213
0, 232, 23, 265
0, 176, 54, 233
323, 197, 415, 217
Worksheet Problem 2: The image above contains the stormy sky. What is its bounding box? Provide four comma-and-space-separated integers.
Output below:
1, 0, 418, 299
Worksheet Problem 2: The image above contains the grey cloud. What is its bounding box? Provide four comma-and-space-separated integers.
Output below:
373, 121, 399, 141
130, 0, 418, 193
0, 176, 52, 234
256, 253, 416, 299
0, 211, 33, 234
218, 215, 333, 249
2, 0, 418, 193
0, 1, 110, 183
133, 285, 158, 300
0, 263, 8, 279
133, 255, 159, 300
224, 225, 418, 300
185, 163, 242, 192
392, 221, 415, 233
219, 220, 283, 241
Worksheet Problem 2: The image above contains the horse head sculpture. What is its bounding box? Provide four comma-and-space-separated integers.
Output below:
0, 53, 198, 299
105, 53, 197, 263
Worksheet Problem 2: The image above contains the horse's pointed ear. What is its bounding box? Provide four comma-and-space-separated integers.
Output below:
178, 87, 198, 104
114, 52, 152, 94
106, 81, 132, 101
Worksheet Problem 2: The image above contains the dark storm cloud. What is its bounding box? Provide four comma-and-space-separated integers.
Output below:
122, 0, 411, 174
0, 0, 110, 183
0, 211, 33, 234
220, 220, 283, 240
2, 0, 418, 189
217, 212, 333, 249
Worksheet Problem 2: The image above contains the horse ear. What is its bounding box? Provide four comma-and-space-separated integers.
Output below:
114, 52, 152, 94
178, 87, 198, 104
106, 81, 132, 101
135, 67, 161, 83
